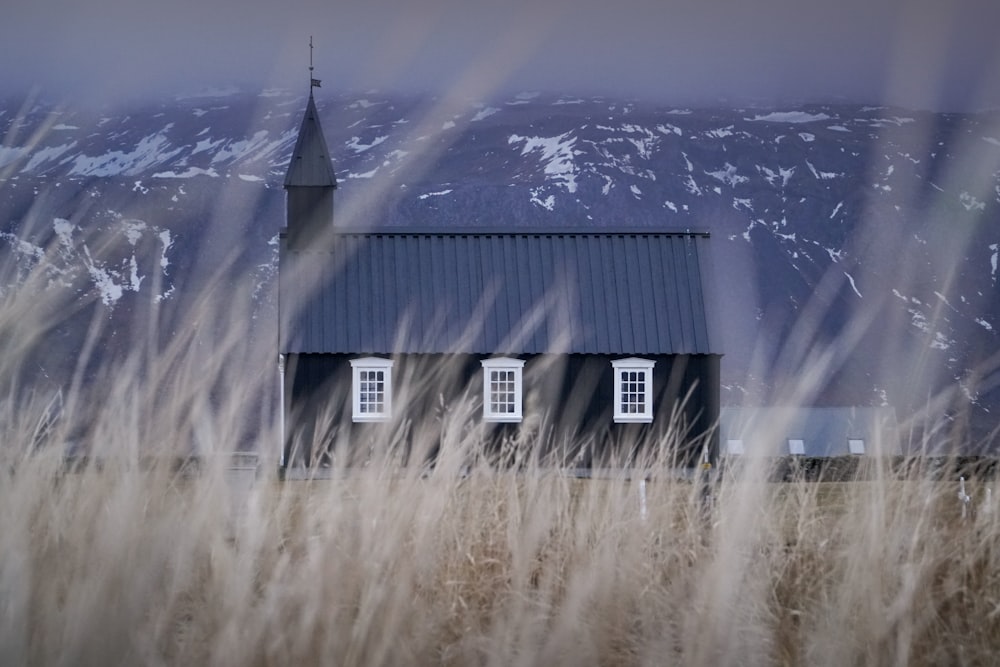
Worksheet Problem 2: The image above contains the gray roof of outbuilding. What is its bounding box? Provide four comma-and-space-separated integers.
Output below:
283, 94, 337, 188
280, 228, 719, 356
720, 407, 901, 457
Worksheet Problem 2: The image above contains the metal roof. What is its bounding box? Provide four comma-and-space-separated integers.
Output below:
280, 229, 719, 356
283, 94, 337, 188
720, 407, 901, 457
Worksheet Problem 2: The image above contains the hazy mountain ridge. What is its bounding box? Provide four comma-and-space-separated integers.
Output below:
1, 89, 997, 446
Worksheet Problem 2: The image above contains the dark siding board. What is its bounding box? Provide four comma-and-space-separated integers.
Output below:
284, 351, 720, 469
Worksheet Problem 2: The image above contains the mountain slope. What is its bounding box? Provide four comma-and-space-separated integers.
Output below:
2, 89, 998, 447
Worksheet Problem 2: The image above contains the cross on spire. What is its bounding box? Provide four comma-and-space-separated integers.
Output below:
309, 36, 321, 90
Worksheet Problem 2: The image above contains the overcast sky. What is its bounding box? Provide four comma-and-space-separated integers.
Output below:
4, 0, 1000, 110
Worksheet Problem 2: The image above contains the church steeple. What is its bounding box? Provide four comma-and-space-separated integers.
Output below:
284, 40, 336, 249
284, 92, 336, 189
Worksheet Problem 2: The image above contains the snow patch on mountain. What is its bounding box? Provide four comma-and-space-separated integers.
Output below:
705, 127, 734, 139
24, 142, 76, 172
844, 272, 863, 298
124, 221, 146, 246
69, 128, 184, 177
154, 167, 219, 178
211, 129, 293, 165
508, 132, 579, 193
747, 111, 832, 123
347, 135, 388, 153
471, 107, 500, 122
529, 188, 555, 210
959, 192, 985, 211
705, 163, 748, 187
759, 165, 795, 187
419, 189, 453, 199
0, 146, 27, 168
806, 160, 839, 180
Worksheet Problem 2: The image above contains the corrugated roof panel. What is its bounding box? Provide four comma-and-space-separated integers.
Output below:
672, 237, 696, 352
652, 237, 680, 353
634, 235, 658, 353
280, 231, 717, 356
582, 236, 604, 354
686, 236, 710, 351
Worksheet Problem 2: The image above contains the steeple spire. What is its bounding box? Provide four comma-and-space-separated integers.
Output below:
309, 36, 321, 91
284, 39, 337, 249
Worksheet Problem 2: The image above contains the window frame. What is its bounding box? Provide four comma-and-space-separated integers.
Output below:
350, 357, 394, 423
726, 439, 745, 456
481, 357, 525, 423
611, 357, 656, 423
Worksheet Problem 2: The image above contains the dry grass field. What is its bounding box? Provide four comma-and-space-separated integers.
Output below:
4, 421, 1000, 665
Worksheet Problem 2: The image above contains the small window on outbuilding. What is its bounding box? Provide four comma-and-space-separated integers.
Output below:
481, 357, 525, 422
726, 439, 745, 456
848, 438, 866, 455
788, 439, 805, 456
611, 358, 655, 423
350, 357, 393, 422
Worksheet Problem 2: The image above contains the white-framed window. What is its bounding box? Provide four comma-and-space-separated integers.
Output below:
612, 358, 655, 423
848, 438, 866, 455
481, 357, 525, 422
350, 357, 393, 422
788, 439, 805, 456
726, 439, 745, 456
